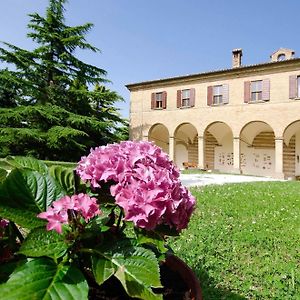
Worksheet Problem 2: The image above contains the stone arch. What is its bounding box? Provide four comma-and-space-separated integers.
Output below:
240, 121, 275, 176
283, 120, 300, 178
204, 122, 233, 171
174, 123, 198, 169
148, 123, 169, 154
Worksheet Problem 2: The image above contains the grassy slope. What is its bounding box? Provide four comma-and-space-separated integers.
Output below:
170, 182, 300, 299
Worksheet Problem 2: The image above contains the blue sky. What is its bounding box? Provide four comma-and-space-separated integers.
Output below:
1, 0, 300, 118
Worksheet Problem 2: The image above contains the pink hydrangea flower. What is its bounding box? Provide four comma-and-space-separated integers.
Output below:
0, 219, 9, 228
77, 141, 195, 231
38, 193, 101, 234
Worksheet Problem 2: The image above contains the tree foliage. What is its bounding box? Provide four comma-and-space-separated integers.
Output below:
0, 0, 128, 161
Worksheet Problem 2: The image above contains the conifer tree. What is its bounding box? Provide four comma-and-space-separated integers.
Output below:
0, 0, 127, 161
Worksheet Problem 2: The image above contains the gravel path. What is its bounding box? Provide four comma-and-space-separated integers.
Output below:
179, 173, 282, 187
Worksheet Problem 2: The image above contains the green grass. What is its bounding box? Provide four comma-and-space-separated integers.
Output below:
170, 182, 300, 299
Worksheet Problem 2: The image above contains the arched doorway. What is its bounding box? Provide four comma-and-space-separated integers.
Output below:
204, 122, 233, 171
148, 123, 169, 154
174, 123, 198, 169
240, 121, 275, 176
283, 121, 300, 178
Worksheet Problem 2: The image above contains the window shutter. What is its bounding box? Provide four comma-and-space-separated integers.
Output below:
177, 90, 182, 108
222, 84, 229, 104
289, 75, 297, 99
162, 91, 167, 109
207, 86, 213, 106
244, 81, 251, 103
262, 79, 270, 101
190, 88, 195, 107
151, 93, 156, 109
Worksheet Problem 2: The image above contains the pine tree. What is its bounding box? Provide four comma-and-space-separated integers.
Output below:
0, 0, 127, 161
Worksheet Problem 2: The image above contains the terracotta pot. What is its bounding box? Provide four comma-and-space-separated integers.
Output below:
164, 254, 203, 300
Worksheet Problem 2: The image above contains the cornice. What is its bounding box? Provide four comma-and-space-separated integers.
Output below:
126, 58, 300, 91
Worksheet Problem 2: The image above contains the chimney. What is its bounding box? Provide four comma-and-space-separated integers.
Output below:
232, 48, 243, 68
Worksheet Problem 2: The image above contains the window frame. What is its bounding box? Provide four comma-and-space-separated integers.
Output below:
250, 80, 263, 102
212, 85, 223, 105
155, 92, 163, 109
181, 89, 191, 107
297, 76, 300, 98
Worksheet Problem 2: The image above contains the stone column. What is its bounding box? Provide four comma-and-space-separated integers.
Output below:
233, 137, 241, 173
169, 136, 175, 162
275, 138, 284, 179
198, 136, 204, 169
142, 135, 148, 142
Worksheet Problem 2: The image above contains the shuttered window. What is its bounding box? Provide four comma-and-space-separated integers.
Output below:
207, 84, 229, 106
177, 88, 195, 108
245, 79, 270, 103
151, 91, 167, 109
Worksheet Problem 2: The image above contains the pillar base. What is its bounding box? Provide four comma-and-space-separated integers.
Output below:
274, 172, 285, 180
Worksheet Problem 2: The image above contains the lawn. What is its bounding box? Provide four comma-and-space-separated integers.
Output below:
170, 181, 300, 299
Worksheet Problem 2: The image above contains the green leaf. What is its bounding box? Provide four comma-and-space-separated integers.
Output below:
92, 256, 115, 285
92, 240, 162, 300
49, 165, 75, 194
135, 228, 167, 254
5, 156, 48, 174
0, 205, 44, 229
0, 258, 88, 300
0, 168, 8, 182
19, 227, 69, 260
0, 168, 65, 212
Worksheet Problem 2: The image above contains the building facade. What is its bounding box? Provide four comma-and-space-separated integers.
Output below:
126, 48, 300, 179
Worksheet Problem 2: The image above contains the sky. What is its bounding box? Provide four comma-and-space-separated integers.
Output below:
1, 0, 300, 118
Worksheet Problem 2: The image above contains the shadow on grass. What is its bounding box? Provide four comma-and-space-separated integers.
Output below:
194, 264, 247, 300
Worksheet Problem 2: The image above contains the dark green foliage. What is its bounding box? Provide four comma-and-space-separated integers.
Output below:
0, 0, 128, 161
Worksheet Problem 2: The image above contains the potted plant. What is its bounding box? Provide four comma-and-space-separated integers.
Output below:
0, 141, 201, 299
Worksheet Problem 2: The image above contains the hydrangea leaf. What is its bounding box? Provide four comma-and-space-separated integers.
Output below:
92, 241, 163, 300
0, 205, 45, 229
0, 168, 65, 212
92, 256, 115, 285
49, 166, 75, 194
19, 227, 69, 260
0, 168, 7, 182
5, 156, 48, 174
0, 258, 88, 300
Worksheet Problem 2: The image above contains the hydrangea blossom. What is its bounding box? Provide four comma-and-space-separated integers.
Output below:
38, 193, 101, 234
0, 219, 9, 228
77, 141, 195, 231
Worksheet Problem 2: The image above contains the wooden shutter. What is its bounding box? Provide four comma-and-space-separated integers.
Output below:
222, 84, 229, 104
151, 93, 155, 109
162, 91, 167, 109
177, 90, 182, 108
190, 88, 195, 107
207, 86, 213, 106
244, 81, 251, 103
262, 79, 270, 101
289, 75, 297, 99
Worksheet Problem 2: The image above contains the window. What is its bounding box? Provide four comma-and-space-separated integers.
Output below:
155, 92, 163, 108
181, 89, 191, 107
213, 85, 223, 104
177, 88, 195, 108
277, 54, 286, 61
298, 76, 300, 97
207, 84, 229, 106
250, 80, 263, 101
151, 91, 167, 109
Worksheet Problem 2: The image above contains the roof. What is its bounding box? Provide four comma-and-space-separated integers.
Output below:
126, 57, 300, 90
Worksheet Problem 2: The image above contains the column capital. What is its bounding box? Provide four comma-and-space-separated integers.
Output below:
233, 137, 240, 140
275, 137, 283, 141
